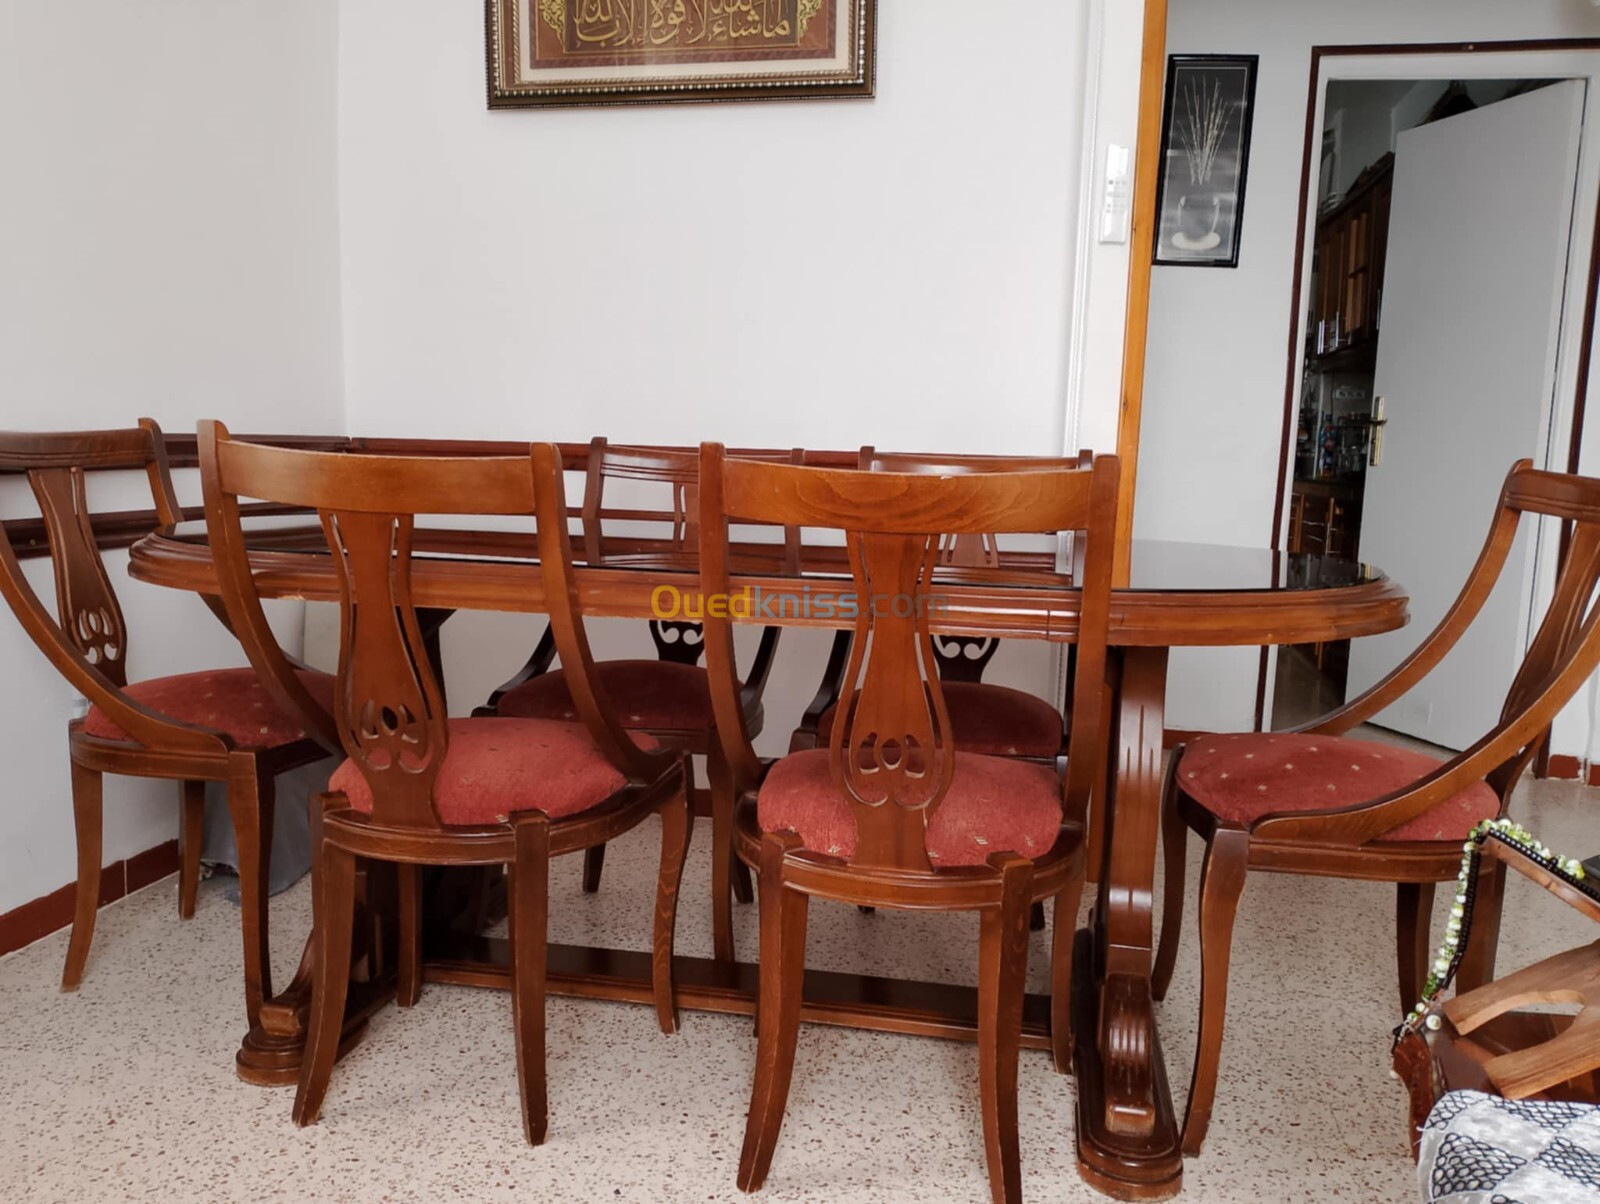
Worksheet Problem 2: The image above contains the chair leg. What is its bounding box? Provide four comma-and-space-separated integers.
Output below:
737, 831, 808, 1194
227, 761, 276, 1029
1152, 785, 1189, 1002
1396, 881, 1436, 1015
293, 840, 357, 1128
509, 813, 551, 1146
1180, 828, 1249, 1157
653, 765, 695, 1034
178, 779, 205, 920
978, 854, 1034, 1204
581, 845, 605, 894
1029, 901, 1046, 932
708, 743, 742, 962
396, 863, 423, 1008
61, 760, 103, 992
1050, 866, 1085, 1076
1456, 858, 1507, 993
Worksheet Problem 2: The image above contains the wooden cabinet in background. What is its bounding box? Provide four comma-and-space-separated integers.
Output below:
1312, 154, 1393, 360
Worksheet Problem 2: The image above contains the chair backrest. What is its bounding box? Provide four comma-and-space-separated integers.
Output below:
857, 447, 1096, 683
1266, 461, 1600, 843
0, 422, 229, 752
200, 422, 670, 829
699, 443, 1120, 872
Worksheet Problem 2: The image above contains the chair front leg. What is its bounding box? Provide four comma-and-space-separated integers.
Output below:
396, 863, 423, 1008
293, 835, 357, 1128
1180, 827, 1249, 1157
227, 757, 276, 1028
178, 779, 205, 920
979, 853, 1034, 1204
1049, 856, 1085, 1076
653, 761, 695, 1034
737, 830, 808, 1193
1152, 783, 1189, 1002
1396, 881, 1436, 1015
510, 812, 551, 1146
61, 759, 104, 992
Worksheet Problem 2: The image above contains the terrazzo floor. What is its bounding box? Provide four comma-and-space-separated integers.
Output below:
4, 771, 1597, 1204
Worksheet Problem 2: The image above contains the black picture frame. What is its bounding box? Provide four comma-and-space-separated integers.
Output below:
1153, 55, 1258, 268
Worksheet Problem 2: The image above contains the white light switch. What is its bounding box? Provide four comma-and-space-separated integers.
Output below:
1100, 144, 1131, 244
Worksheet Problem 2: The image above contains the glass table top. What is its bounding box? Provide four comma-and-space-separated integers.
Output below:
157, 519, 1385, 597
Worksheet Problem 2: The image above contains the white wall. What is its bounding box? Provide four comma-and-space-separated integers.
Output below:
335, 0, 1099, 740
0, 1, 343, 915
1135, 0, 1600, 734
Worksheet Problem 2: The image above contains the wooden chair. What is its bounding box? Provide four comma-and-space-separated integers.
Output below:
789, 448, 1093, 770
1153, 460, 1600, 1155
698, 444, 1119, 1203
199, 424, 691, 1144
481, 437, 785, 961
1395, 832, 1600, 1153
0, 422, 334, 1023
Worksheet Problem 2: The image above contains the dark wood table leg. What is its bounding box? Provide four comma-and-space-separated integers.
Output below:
1074, 646, 1183, 1199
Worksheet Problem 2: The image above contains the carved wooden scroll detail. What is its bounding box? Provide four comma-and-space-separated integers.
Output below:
29, 467, 128, 685
323, 511, 447, 828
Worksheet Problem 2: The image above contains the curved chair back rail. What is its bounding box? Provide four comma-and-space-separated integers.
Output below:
1259, 461, 1600, 845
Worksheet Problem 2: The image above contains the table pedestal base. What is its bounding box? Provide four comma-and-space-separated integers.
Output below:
1072, 929, 1183, 1200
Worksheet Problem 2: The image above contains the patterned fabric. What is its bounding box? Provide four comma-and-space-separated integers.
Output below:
329, 718, 660, 826
83, 668, 334, 748
496, 660, 724, 731
1419, 1090, 1600, 1203
817, 681, 1065, 759
757, 748, 1065, 866
1176, 732, 1500, 842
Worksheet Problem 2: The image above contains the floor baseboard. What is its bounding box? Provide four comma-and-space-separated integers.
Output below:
0, 839, 180, 960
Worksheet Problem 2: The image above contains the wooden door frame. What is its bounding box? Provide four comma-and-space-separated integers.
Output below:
1253, 39, 1600, 730
1111, 0, 1170, 586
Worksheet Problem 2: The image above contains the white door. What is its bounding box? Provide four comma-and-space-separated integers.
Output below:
1347, 80, 1586, 749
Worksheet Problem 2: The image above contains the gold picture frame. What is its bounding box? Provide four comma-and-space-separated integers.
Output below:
487, 0, 876, 109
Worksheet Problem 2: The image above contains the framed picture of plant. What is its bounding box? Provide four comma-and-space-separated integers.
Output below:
1153, 55, 1258, 268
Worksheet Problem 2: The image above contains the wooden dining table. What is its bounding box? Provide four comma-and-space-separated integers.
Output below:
126, 440, 1408, 1199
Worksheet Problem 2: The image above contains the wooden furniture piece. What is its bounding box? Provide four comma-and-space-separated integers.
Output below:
1310, 154, 1393, 365
1153, 461, 1600, 1156
697, 444, 1117, 1203
128, 438, 1410, 1200
199, 425, 692, 1144
1396, 834, 1600, 1146
0, 422, 334, 1030
481, 438, 784, 961
791, 449, 1091, 769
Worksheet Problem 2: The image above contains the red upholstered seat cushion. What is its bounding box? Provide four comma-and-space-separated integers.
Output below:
757, 748, 1065, 866
82, 668, 334, 748
817, 681, 1064, 759
328, 717, 658, 827
1177, 732, 1501, 842
496, 660, 724, 731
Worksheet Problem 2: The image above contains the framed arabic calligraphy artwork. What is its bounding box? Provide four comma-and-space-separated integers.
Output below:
1152, 55, 1258, 268
487, 0, 876, 108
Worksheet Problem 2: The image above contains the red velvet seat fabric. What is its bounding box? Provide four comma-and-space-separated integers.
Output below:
1176, 732, 1501, 842
757, 748, 1065, 866
816, 681, 1064, 759
496, 660, 727, 731
328, 717, 660, 827
82, 668, 335, 748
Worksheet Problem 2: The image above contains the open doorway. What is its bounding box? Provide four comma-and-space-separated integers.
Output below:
1271, 65, 1596, 739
